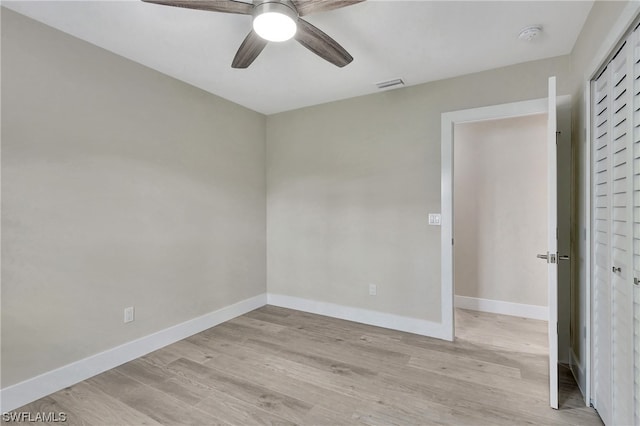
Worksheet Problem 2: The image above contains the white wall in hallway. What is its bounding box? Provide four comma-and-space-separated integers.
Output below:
454, 114, 548, 308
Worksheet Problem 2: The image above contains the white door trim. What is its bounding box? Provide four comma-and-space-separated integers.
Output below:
440, 96, 570, 341
584, 79, 592, 407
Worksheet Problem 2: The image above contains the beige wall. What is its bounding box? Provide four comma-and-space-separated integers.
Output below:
454, 115, 548, 307
1, 9, 266, 387
267, 55, 571, 323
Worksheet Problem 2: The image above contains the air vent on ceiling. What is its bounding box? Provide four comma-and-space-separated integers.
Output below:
376, 78, 405, 90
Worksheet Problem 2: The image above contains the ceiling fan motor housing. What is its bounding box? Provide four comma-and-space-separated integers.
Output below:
253, 0, 299, 17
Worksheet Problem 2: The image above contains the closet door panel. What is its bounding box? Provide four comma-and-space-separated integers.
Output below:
610, 41, 634, 426
631, 25, 640, 426
592, 66, 613, 426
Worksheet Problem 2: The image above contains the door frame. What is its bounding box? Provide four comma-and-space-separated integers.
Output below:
441, 95, 569, 341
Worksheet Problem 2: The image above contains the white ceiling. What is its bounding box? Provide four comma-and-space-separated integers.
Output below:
3, 0, 593, 115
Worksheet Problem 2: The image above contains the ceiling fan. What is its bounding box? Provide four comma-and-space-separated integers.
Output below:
141, 0, 364, 69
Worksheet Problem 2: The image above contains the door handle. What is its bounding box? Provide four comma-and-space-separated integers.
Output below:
537, 253, 557, 263
612, 266, 621, 273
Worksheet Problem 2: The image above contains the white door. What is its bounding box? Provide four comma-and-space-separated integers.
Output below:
591, 28, 637, 426
609, 38, 634, 426
536, 76, 559, 409
633, 23, 640, 426
592, 63, 612, 425
547, 76, 559, 410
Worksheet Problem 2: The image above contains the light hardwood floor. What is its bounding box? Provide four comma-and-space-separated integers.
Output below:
14, 307, 602, 425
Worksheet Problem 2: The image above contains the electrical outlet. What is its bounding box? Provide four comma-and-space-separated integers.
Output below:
369, 284, 377, 296
428, 213, 441, 226
124, 306, 135, 323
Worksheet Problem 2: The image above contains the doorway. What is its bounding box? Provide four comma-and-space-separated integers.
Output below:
452, 114, 549, 321
440, 94, 573, 408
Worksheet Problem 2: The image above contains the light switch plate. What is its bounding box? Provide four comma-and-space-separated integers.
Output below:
124, 307, 135, 323
428, 213, 441, 226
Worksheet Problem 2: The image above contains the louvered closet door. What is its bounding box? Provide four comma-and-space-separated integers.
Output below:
593, 63, 613, 426
631, 25, 640, 426
593, 24, 640, 426
610, 39, 634, 426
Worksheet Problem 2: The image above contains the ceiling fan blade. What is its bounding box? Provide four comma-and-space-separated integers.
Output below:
295, 19, 353, 67
290, 0, 364, 17
232, 30, 268, 69
141, 0, 253, 15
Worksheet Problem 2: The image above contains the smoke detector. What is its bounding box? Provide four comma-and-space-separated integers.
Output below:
518, 26, 542, 42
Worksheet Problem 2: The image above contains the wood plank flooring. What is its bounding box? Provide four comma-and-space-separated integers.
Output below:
14, 307, 602, 425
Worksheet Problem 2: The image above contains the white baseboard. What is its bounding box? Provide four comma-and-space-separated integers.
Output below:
267, 293, 450, 340
0, 293, 267, 413
455, 295, 548, 321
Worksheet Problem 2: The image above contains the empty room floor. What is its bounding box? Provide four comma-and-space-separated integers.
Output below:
16, 307, 601, 425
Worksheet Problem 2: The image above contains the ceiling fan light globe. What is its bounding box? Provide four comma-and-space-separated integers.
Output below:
253, 12, 296, 42
252, 2, 297, 42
